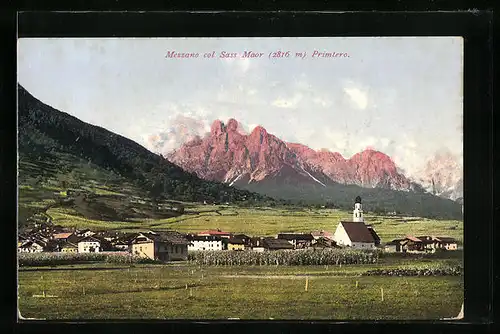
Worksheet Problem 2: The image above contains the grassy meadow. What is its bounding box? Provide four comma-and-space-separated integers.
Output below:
18, 260, 463, 320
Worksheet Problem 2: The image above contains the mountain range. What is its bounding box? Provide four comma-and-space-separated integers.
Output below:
18, 86, 462, 219
167, 118, 462, 219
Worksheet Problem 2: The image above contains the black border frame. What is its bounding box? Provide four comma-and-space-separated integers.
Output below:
2, 7, 495, 334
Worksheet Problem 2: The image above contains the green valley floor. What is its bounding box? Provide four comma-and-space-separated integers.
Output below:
18, 262, 463, 320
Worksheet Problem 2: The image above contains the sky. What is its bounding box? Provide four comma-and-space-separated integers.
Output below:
18, 37, 463, 176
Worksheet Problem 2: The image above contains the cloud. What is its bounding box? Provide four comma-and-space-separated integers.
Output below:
143, 111, 210, 155
312, 96, 332, 108
343, 87, 368, 110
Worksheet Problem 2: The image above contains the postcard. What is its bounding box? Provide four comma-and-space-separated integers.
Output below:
17, 37, 463, 320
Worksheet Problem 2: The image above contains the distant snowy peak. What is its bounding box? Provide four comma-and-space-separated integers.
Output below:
412, 150, 463, 201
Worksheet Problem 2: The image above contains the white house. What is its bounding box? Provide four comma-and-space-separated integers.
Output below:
77, 236, 101, 253
78, 229, 96, 238
18, 241, 44, 253
187, 235, 223, 251
333, 196, 377, 249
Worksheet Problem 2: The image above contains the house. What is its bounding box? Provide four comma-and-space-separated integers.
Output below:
262, 238, 295, 251
97, 230, 119, 242
130, 231, 190, 261
156, 231, 190, 260
277, 233, 314, 249
249, 237, 266, 252
53, 232, 75, 243
18, 235, 29, 248
18, 241, 44, 253
223, 237, 245, 251
333, 196, 377, 250
187, 235, 223, 251
43, 240, 61, 252
433, 237, 458, 250
31, 232, 50, 244
77, 236, 101, 253
61, 242, 78, 253
311, 230, 334, 241
400, 236, 425, 252
312, 237, 339, 249
232, 234, 252, 247
112, 233, 139, 251
416, 236, 458, 251
197, 229, 232, 239
77, 229, 96, 238
384, 239, 404, 252
366, 225, 381, 246
93, 235, 114, 251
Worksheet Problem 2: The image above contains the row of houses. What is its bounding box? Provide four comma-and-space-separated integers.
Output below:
384, 235, 458, 253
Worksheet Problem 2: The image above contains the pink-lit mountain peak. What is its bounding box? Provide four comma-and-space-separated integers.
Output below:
168, 118, 412, 191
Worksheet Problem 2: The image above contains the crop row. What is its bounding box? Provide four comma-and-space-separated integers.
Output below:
18, 252, 159, 266
188, 249, 380, 266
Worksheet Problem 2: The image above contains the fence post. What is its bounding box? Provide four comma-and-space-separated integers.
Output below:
381, 287, 384, 301
305, 277, 309, 292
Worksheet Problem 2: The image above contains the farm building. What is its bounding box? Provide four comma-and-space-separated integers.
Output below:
367, 226, 381, 246
277, 233, 314, 249
187, 235, 223, 251
77, 229, 96, 238
312, 237, 339, 249
333, 197, 378, 249
53, 232, 77, 243
311, 230, 334, 241
433, 237, 458, 250
61, 242, 78, 253
249, 237, 266, 252
223, 237, 246, 251
384, 239, 403, 252
232, 234, 252, 247
131, 231, 189, 261
77, 236, 101, 253
263, 238, 295, 251
112, 233, 139, 251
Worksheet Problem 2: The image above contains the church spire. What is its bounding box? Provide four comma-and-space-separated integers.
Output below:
353, 196, 364, 222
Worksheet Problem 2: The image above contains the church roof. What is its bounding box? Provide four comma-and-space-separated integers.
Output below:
355, 196, 362, 204
339, 221, 375, 243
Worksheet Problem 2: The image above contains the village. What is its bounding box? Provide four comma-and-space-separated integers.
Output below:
17, 197, 458, 262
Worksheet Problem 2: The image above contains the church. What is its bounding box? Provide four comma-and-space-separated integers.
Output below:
333, 196, 380, 249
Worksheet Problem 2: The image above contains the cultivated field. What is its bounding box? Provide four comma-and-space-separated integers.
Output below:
18, 257, 463, 320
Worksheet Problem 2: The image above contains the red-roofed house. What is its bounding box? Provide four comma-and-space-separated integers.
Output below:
53, 232, 75, 242
311, 230, 334, 240
197, 229, 232, 238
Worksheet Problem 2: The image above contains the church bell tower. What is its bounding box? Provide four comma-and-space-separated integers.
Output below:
353, 196, 364, 222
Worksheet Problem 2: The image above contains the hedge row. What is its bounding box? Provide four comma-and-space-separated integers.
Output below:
362, 266, 463, 276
